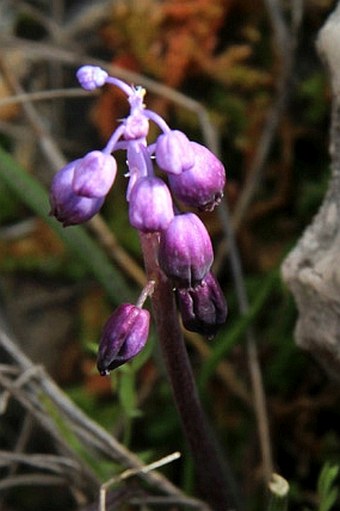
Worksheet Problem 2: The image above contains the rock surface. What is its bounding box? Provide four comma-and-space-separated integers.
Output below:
282, 2, 340, 380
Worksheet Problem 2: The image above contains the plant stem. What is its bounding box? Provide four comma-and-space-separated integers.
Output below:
140, 232, 236, 511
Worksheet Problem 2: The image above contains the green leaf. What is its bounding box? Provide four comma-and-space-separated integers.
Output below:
0, 145, 134, 304
118, 366, 139, 419
318, 462, 339, 511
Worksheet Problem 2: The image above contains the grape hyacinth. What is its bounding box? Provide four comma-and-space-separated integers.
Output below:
49, 64, 227, 361
49, 65, 231, 510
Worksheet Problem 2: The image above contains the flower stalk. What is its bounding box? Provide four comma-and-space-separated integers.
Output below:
140, 232, 234, 511
49, 65, 232, 509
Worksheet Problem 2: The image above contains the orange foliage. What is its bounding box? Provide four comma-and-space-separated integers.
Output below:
92, 0, 268, 139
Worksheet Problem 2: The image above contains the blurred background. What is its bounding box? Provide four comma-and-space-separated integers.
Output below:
0, 1, 339, 510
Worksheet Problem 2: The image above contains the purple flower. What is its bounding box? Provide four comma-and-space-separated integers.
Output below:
155, 130, 195, 175
177, 272, 227, 338
97, 304, 150, 375
76, 65, 108, 91
49, 160, 105, 227
72, 151, 117, 198
168, 142, 226, 211
159, 212, 214, 287
129, 176, 174, 232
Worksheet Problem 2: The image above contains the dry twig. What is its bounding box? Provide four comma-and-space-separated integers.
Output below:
0, 324, 207, 508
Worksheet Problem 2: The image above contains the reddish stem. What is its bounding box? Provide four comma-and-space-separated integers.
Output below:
139, 232, 235, 511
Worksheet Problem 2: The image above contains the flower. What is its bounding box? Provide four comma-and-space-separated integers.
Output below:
177, 272, 227, 338
72, 151, 117, 198
158, 212, 214, 287
129, 176, 174, 232
168, 142, 226, 211
155, 130, 195, 175
49, 160, 105, 226
76, 65, 108, 91
97, 304, 150, 375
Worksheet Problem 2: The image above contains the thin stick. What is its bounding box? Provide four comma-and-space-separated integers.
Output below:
0, 451, 79, 473
217, 201, 274, 482
0, 326, 195, 501
0, 35, 219, 150
99, 452, 181, 511
0, 87, 93, 107
0, 474, 68, 490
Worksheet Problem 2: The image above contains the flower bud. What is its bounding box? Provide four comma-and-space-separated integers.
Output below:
159, 213, 214, 287
76, 65, 108, 91
97, 304, 150, 375
129, 177, 174, 232
168, 142, 226, 211
124, 112, 149, 140
155, 130, 195, 175
177, 272, 227, 338
49, 160, 104, 227
72, 151, 117, 198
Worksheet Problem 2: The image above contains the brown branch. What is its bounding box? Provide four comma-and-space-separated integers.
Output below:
0, 325, 203, 504
0, 87, 93, 107
0, 35, 219, 151
0, 474, 69, 491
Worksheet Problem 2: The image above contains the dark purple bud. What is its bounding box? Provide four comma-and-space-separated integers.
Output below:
72, 151, 117, 198
97, 304, 150, 375
49, 160, 104, 227
155, 130, 195, 175
159, 213, 214, 287
129, 176, 174, 232
76, 65, 108, 91
168, 142, 226, 211
177, 272, 227, 338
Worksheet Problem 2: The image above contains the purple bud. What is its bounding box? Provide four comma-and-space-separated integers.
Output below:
168, 142, 226, 211
129, 177, 174, 232
155, 130, 195, 175
97, 304, 150, 375
72, 151, 117, 198
124, 113, 149, 140
177, 272, 227, 338
76, 65, 108, 91
159, 213, 214, 287
49, 160, 105, 227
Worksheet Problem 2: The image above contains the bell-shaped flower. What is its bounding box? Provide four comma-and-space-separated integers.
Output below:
155, 130, 195, 175
97, 304, 150, 375
76, 65, 108, 91
49, 160, 105, 227
129, 176, 174, 232
159, 212, 214, 287
177, 272, 227, 338
72, 151, 117, 198
168, 142, 226, 211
